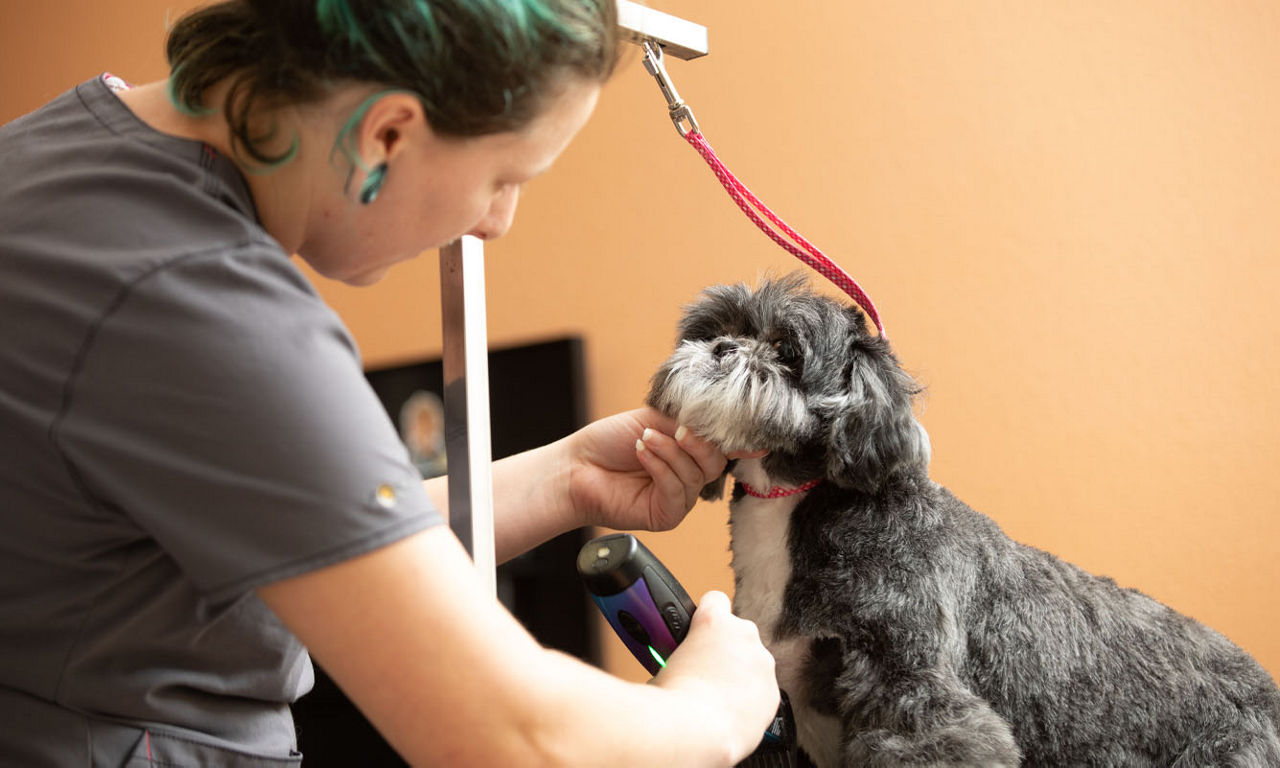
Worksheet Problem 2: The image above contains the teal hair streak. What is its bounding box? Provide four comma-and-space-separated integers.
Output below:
165, 0, 614, 173
330, 88, 416, 196
317, 0, 392, 73
316, 0, 373, 50
318, 0, 598, 76
193, 0, 609, 180
166, 66, 300, 172
500, 0, 565, 38
407, 0, 443, 49
166, 64, 216, 118
317, 0, 607, 133
478, 0, 599, 58
236, 136, 302, 174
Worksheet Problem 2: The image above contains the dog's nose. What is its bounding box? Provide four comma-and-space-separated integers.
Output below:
712, 340, 738, 358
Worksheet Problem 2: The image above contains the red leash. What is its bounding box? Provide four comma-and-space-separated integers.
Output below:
641, 42, 887, 338
682, 131, 885, 337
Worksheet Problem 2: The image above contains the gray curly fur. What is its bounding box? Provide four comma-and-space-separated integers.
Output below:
646, 274, 1280, 767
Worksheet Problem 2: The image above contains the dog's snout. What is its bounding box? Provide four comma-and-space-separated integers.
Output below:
712, 340, 738, 358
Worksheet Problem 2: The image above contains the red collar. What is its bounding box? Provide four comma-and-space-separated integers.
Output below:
737, 478, 823, 499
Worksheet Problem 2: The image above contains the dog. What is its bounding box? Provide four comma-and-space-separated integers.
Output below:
646, 273, 1280, 767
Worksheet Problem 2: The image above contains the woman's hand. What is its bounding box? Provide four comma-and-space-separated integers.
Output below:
565, 408, 732, 532
457, 407, 768, 563
654, 590, 780, 763
261, 531, 778, 767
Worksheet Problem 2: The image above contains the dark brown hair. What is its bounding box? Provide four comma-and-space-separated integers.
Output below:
166, 0, 619, 166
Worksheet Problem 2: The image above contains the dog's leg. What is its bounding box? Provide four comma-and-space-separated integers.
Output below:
836, 666, 1021, 768
1170, 712, 1280, 768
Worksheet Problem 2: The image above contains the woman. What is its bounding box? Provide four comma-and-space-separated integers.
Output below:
0, 0, 778, 764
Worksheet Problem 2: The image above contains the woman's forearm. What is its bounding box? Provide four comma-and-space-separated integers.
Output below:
520, 647, 740, 767
421, 408, 734, 563
421, 435, 581, 564
259, 527, 768, 767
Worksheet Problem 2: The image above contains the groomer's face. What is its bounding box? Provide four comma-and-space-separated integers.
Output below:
307, 77, 601, 286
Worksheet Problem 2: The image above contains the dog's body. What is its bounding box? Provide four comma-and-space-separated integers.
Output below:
647, 275, 1280, 767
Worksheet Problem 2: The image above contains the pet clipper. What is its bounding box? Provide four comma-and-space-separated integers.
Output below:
577, 533, 798, 766
576, 532, 695, 675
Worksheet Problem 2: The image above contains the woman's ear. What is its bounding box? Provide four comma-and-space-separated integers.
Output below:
355, 91, 426, 167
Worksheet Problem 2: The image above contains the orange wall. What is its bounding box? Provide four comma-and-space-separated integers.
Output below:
5, 2, 1277, 687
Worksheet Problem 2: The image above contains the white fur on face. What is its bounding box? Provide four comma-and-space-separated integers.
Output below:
650, 338, 814, 453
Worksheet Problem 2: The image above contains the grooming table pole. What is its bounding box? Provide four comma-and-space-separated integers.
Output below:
440, 235, 496, 596
438, 3, 708, 597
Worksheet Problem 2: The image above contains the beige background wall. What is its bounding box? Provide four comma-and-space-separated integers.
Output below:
5, 2, 1277, 687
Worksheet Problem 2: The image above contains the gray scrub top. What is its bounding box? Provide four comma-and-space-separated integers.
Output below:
0, 77, 443, 764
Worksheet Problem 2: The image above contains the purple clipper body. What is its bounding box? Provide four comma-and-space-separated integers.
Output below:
576, 533, 695, 675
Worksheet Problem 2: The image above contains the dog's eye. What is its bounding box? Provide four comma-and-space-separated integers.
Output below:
771, 338, 804, 373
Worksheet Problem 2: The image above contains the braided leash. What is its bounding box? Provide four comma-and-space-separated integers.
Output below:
640, 41, 886, 338
683, 130, 885, 337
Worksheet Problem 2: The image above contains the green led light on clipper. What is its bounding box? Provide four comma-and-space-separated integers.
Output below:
648, 645, 668, 669
576, 533, 799, 767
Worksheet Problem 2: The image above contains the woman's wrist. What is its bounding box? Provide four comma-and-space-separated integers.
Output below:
550, 429, 594, 531
482, 435, 592, 563
649, 676, 739, 765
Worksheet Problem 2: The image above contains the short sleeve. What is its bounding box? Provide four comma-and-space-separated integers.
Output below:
57, 244, 442, 600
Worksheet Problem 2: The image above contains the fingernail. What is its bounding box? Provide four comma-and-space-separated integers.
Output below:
635, 438, 646, 452
642, 428, 654, 442
675, 425, 688, 442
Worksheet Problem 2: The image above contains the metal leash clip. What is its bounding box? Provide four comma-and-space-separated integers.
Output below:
641, 39, 700, 138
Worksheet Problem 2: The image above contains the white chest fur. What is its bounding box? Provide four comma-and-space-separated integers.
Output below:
729, 460, 842, 768
728, 461, 798, 640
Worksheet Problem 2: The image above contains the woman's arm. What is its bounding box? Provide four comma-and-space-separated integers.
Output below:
423, 408, 735, 563
257, 525, 778, 767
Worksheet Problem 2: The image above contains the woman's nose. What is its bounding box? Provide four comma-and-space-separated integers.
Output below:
467, 185, 520, 241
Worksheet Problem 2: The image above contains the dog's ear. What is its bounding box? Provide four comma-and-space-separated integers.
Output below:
698, 460, 736, 501
825, 325, 930, 493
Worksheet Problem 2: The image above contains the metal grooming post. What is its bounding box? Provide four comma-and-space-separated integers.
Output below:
440, 235, 496, 595
439, 2, 708, 597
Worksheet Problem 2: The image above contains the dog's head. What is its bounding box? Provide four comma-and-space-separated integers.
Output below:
646, 273, 930, 497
